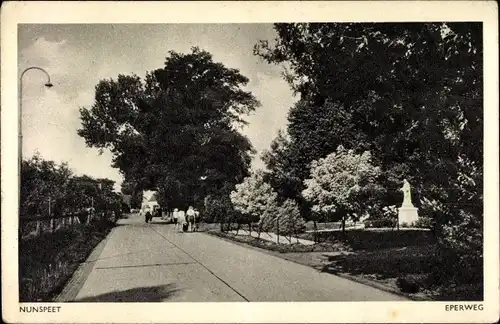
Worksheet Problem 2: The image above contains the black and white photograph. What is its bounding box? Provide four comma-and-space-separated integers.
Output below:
2, 1, 499, 323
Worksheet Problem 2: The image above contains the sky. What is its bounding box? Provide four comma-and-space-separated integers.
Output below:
18, 24, 297, 191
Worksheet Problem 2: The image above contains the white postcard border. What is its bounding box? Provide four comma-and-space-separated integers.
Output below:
2, 1, 498, 323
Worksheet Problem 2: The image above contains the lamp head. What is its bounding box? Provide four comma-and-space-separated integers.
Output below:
45, 82, 53, 88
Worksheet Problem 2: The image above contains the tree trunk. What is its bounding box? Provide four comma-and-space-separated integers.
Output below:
313, 219, 318, 243
276, 217, 280, 244
248, 222, 252, 235
341, 216, 346, 233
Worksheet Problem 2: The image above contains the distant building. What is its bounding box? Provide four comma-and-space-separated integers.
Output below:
140, 191, 159, 215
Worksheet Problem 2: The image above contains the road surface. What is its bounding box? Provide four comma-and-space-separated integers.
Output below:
69, 213, 406, 302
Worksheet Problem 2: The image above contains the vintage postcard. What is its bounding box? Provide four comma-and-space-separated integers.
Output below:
1, 1, 499, 323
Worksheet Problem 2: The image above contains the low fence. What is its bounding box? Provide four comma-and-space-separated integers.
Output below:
20, 211, 117, 240
304, 221, 360, 231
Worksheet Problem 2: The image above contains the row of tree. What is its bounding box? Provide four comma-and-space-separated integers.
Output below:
219, 146, 382, 241
254, 23, 482, 282
21, 153, 123, 219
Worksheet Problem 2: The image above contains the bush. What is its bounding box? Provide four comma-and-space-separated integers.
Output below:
413, 216, 434, 229
298, 229, 436, 250
274, 199, 306, 238
396, 275, 421, 293
439, 210, 483, 284
435, 283, 483, 301
365, 216, 397, 228
203, 194, 235, 230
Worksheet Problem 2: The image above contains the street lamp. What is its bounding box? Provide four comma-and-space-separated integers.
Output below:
19, 67, 53, 164
19, 67, 53, 220
18, 66, 54, 165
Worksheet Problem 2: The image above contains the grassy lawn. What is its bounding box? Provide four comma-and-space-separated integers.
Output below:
204, 225, 482, 301
19, 219, 115, 302
297, 228, 437, 250
207, 230, 351, 253
280, 245, 438, 300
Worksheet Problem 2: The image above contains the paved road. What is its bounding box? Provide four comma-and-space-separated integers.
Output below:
71, 213, 406, 302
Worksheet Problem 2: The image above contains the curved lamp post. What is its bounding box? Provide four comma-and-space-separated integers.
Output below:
19, 67, 53, 166
19, 67, 53, 219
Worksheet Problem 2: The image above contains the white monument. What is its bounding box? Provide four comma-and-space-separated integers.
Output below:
398, 179, 419, 225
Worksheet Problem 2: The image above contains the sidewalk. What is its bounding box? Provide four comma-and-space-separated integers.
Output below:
229, 229, 315, 245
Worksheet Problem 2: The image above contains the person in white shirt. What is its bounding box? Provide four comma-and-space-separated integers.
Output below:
173, 208, 179, 231
186, 206, 196, 232
177, 209, 186, 232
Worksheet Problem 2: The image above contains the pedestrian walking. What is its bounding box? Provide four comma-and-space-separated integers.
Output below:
144, 207, 152, 223
178, 209, 186, 232
173, 208, 179, 230
187, 206, 195, 232
194, 209, 200, 232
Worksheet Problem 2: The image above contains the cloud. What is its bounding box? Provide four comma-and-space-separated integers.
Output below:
19, 37, 67, 68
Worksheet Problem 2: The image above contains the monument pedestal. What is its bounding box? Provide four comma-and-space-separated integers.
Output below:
398, 205, 419, 225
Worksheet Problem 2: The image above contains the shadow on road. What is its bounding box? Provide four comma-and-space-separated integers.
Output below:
74, 283, 181, 302
320, 245, 438, 278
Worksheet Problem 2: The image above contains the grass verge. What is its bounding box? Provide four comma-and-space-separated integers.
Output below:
19, 219, 115, 302
208, 230, 351, 253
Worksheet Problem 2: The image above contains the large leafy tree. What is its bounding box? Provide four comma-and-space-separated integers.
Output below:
255, 23, 482, 227
21, 154, 122, 218
256, 23, 483, 291
261, 130, 303, 200
120, 179, 143, 209
78, 47, 259, 208
203, 191, 236, 231
230, 170, 279, 237
21, 153, 72, 217
302, 146, 382, 232
64, 175, 99, 213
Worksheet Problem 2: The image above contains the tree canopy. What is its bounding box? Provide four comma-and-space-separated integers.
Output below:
255, 23, 482, 227
255, 22, 483, 284
21, 153, 122, 217
302, 146, 382, 230
78, 47, 260, 208
230, 170, 279, 228
120, 179, 143, 209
